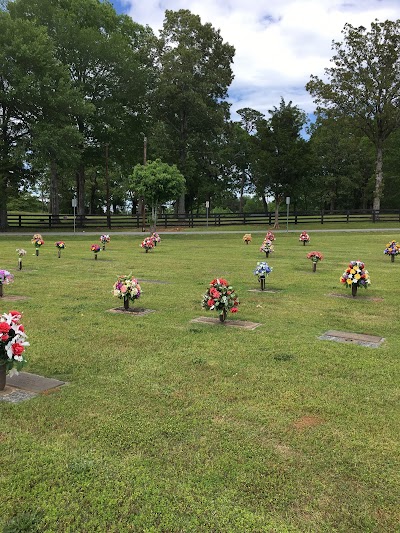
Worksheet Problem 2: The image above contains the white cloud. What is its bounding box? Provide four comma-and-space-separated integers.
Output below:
121, 0, 400, 120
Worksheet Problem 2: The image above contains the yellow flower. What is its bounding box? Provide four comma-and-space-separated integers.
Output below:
355, 273, 361, 279
347, 279, 352, 285
350, 269, 356, 274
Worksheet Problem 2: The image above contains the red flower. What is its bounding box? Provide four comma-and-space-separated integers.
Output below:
1, 334, 9, 341
12, 343, 24, 356
230, 307, 238, 313
9, 310, 21, 323
207, 299, 215, 307
210, 288, 221, 299
0, 322, 11, 334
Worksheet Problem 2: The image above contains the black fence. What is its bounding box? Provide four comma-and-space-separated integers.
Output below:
3, 209, 400, 230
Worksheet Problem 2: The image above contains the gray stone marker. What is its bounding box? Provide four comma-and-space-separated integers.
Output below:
108, 308, 155, 316
191, 317, 262, 330
248, 288, 281, 293
318, 330, 384, 348
0, 386, 37, 403
6, 372, 66, 393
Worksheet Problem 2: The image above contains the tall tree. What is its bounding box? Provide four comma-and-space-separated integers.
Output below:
151, 9, 235, 213
256, 99, 308, 228
306, 19, 400, 212
0, 11, 68, 229
10, 0, 156, 217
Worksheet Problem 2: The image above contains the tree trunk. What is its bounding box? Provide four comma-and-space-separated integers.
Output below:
0, 175, 7, 231
76, 162, 85, 217
239, 172, 245, 212
373, 144, 383, 213
49, 159, 60, 223
261, 194, 268, 214
273, 200, 280, 229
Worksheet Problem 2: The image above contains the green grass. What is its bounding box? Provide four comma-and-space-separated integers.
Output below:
0, 231, 399, 532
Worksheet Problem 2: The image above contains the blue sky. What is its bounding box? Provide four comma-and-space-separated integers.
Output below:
109, 0, 400, 124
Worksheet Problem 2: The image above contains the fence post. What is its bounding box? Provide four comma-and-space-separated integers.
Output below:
19, 215, 22, 227
243, 213, 246, 225
294, 212, 298, 225
164, 214, 167, 228
372, 210, 376, 222
346, 210, 350, 223
268, 212, 272, 225
320, 211, 324, 224
49, 215, 52, 228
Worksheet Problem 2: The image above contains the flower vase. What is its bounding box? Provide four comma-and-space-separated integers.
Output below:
352, 284, 357, 298
58, 250, 61, 258
154, 241, 157, 246
18, 258, 22, 270
303, 241, 306, 246
260, 276, 266, 291
391, 254, 395, 263
0, 283, 3, 298
124, 297, 130, 310
36, 248, 39, 256
265, 252, 269, 258
245, 241, 248, 245
312, 262, 317, 272
145, 248, 148, 253
102, 245, 106, 251
219, 309, 227, 323
94, 253, 98, 260
0, 362, 6, 391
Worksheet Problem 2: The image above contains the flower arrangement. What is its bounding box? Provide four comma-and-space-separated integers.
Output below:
16, 249, 27, 270
55, 241, 65, 258
260, 239, 274, 257
91, 244, 101, 259
307, 251, 323, 272
0, 270, 14, 297
113, 274, 141, 310
0, 310, 29, 388
299, 231, 310, 245
266, 231, 275, 241
243, 234, 252, 244
151, 232, 161, 246
340, 260, 370, 297
254, 262, 272, 290
100, 234, 110, 250
141, 237, 154, 252
202, 278, 239, 322
384, 240, 400, 262
31, 234, 44, 255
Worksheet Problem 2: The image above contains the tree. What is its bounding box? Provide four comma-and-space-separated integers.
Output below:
151, 9, 234, 213
129, 159, 185, 228
256, 99, 309, 228
0, 11, 68, 229
306, 19, 400, 212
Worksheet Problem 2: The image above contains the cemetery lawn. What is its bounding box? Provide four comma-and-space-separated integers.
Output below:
0, 231, 399, 532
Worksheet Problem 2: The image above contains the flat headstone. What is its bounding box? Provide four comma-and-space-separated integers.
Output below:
0, 295, 29, 301
108, 307, 155, 316
6, 372, 66, 392
191, 316, 261, 330
329, 293, 384, 302
318, 330, 384, 348
0, 386, 37, 403
248, 288, 281, 293
138, 279, 169, 284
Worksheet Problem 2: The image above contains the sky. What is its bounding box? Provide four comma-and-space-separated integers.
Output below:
110, 0, 400, 122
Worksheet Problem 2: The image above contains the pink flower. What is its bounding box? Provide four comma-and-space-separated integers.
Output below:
12, 343, 24, 356
207, 299, 215, 307
231, 307, 238, 313
120, 285, 127, 293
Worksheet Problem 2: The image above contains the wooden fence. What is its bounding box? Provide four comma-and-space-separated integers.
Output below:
3, 209, 400, 230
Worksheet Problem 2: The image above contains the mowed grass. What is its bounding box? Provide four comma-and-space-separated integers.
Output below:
0, 231, 399, 532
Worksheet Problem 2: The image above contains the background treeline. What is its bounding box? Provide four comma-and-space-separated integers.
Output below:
1, 1, 400, 230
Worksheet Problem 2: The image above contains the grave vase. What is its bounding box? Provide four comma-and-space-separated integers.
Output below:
0, 362, 6, 391
0, 283, 3, 298
18, 258, 22, 270
351, 284, 357, 297
391, 254, 395, 263
265, 251, 269, 258
35, 248, 39, 256
124, 296, 130, 310
260, 276, 266, 291
219, 309, 227, 323
313, 262, 317, 272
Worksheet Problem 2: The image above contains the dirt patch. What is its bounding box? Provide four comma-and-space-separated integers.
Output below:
293, 416, 324, 430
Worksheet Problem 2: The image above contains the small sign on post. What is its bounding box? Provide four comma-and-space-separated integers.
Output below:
72, 198, 77, 233
285, 197, 290, 233
205, 201, 210, 227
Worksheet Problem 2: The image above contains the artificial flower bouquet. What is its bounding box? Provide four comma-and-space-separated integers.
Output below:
113, 274, 141, 310
266, 231, 275, 241
243, 234, 252, 244
100, 234, 110, 250
340, 260, 370, 297
151, 232, 161, 246
0, 310, 29, 388
307, 251, 323, 271
384, 240, 400, 262
55, 241, 65, 258
260, 239, 274, 257
299, 231, 310, 245
31, 234, 44, 255
141, 237, 154, 252
0, 270, 14, 297
91, 244, 101, 259
254, 262, 272, 290
202, 278, 239, 322
16, 249, 27, 270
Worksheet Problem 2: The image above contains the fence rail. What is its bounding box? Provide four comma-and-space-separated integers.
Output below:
2, 209, 400, 230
